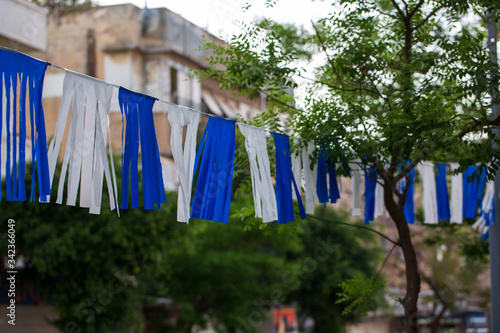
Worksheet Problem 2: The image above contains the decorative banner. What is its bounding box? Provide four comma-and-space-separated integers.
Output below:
191, 117, 235, 223
239, 123, 277, 222
473, 180, 494, 240
374, 178, 385, 219
317, 149, 340, 206
417, 161, 438, 224
364, 167, 377, 225
435, 163, 450, 222
349, 161, 362, 217
399, 162, 415, 224
47, 72, 119, 214
167, 104, 200, 223
291, 137, 302, 200
450, 163, 463, 224
0, 49, 50, 202
119, 87, 166, 210
463, 165, 486, 219
271, 132, 306, 224
302, 141, 319, 214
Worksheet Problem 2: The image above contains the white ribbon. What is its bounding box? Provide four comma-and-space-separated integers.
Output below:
417, 161, 438, 224
291, 137, 302, 200
47, 71, 119, 215
349, 161, 362, 216
374, 178, 385, 218
238, 123, 277, 223
449, 163, 463, 224
472, 180, 494, 235
302, 141, 318, 214
167, 104, 200, 223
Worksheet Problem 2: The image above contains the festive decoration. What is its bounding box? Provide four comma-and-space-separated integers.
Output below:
463, 165, 486, 220
364, 167, 377, 225
450, 163, 463, 224
400, 162, 415, 224
302, 141, 319, 214
119, 87, 166, 210
417, 161, 438, 224
168, 104, 201, 223
0, 47, 495, 240
349, 161, 363, 217
317, 149, 340, 206
239, 123, 277, 222
272, 132, 306, 224
191, 117, 235, 223
48, 72, 119, 214
0, 49, 50, 202
436, 163, 450, 222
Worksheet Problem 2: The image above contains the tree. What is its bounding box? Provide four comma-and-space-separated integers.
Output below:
288, 206, 383, 332
196, 1, 500, 331
0, 164, 177, 333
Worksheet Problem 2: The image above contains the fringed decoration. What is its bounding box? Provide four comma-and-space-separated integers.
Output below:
119, 87, 165, 210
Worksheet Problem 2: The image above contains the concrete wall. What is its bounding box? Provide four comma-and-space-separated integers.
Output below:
0, 0, 47, 51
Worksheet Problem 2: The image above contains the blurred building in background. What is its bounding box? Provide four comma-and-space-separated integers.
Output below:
0, 1, 263, 191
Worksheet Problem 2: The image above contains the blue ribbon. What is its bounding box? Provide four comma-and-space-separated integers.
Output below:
435, 163, 450, 221
399, 162, 415, 224
191, 117, 235, 223
364, 166, 377, 225
119, 87, 166, 210
463, 165, 486, 219
272, 132, 306, 224
0, 49, 50, 202
317, 149, 340, 205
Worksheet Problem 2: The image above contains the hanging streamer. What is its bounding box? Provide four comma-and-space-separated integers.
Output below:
374, 178, 385, 218
191, 117, 235, 223
417, 161, 438, 224
0, 49, 50, 202
291, 137, 302, 200
119, 87, 166, 210
349, 161, 362, 217
239, 123, 278, 222
302, 142, 319, 214
472, 181, 494, 240
364, 167, 377, 225
316, 149, 340, 206
47, 72, 119, 214
435, 163, 450, 222
167, 104, 200, 223
463, 165, 486, 219
449, 163, 463, 224
271, 132, 306, 224
399, 162, 415, 224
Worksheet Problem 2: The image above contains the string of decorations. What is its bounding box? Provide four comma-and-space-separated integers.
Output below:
0, 46, 495, 239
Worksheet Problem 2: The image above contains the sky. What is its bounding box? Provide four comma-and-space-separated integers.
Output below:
95, 0, 335, 39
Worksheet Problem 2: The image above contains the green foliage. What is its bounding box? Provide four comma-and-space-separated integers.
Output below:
337, 276, 386, 316
286, 206, 384, 332
0, 163, 176, 333
197, 0, 499, 178
28, 0, 92, 9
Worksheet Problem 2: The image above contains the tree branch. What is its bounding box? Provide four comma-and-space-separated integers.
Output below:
311, 21, 344, 86
412, 5, 445, 32
302, 213, 401, 246
408, 0, 424, 18
394, 115, 500, 184
389, 0, 406, 18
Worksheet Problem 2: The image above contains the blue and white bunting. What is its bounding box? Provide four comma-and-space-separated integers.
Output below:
119, 87, 166, 210
0, 49, 51, 202
191, 117, 235, 223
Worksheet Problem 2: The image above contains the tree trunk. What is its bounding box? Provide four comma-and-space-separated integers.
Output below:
430, 306, 446, 333
383, 176, 421, 333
